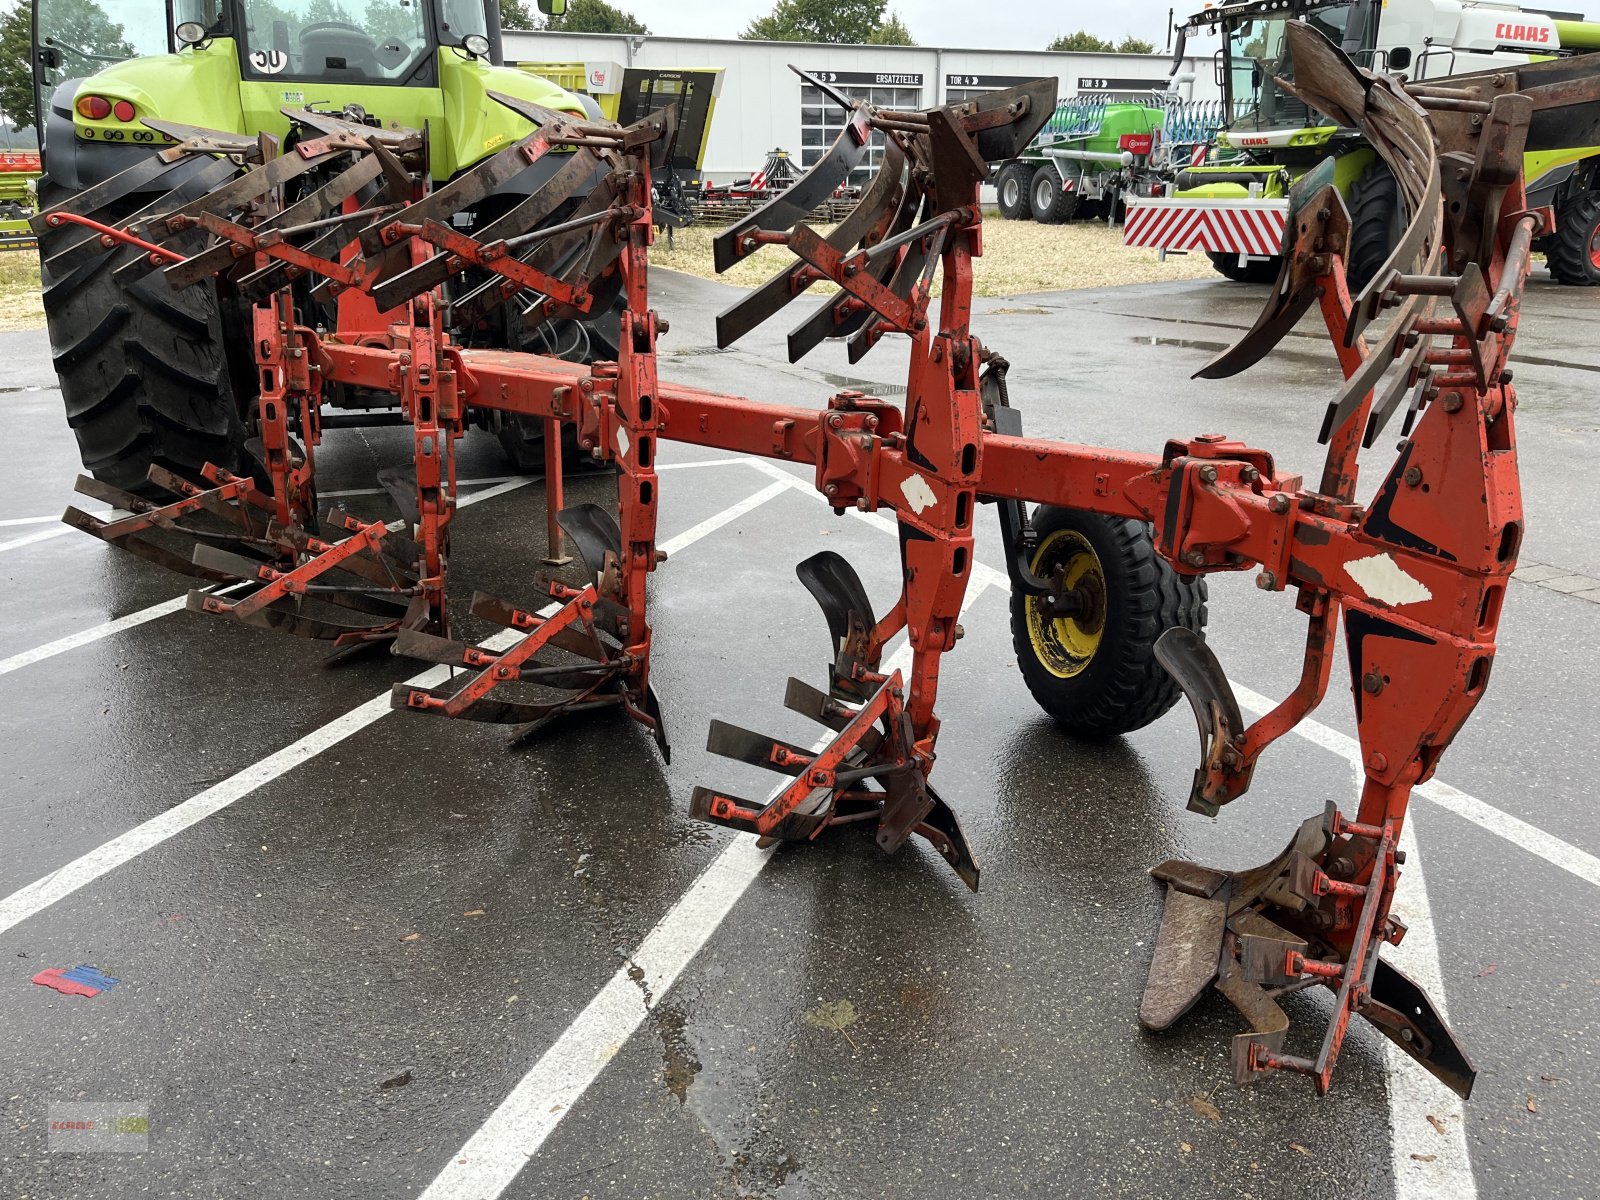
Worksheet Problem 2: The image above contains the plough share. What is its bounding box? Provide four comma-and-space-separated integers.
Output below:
41, 24, 1591, 1097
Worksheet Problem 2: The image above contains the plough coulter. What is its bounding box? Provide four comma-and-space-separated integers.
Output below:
38, 24, 1592, 1097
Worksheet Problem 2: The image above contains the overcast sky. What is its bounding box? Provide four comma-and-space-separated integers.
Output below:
585, 0, 1596, 51
605, 1, 1193, 51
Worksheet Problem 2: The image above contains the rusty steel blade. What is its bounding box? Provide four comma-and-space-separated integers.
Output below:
1141, 888, 1228, 1030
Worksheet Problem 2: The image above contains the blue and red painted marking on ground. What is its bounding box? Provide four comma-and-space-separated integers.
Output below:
31, 965, 120, 997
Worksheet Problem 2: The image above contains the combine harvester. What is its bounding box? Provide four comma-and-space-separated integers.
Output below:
0, 151, 41, 251
1126, 0, 1600, 284
33, 15, 1599, 1096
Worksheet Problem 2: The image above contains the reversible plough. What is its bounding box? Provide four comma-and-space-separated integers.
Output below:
40, 25, 1590, 1097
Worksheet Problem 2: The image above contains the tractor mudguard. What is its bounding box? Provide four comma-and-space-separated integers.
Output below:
40, 78, 221, 193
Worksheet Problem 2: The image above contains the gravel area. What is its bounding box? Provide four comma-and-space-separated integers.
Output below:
0, 217, 1222, 334
649, 217, 1218, 296
0, 254, 43, 331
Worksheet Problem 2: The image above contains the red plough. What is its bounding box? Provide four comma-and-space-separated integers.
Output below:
43, 26, 1590, 1097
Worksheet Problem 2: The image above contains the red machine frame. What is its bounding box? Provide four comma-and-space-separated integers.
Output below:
40, 27, 1575, 1098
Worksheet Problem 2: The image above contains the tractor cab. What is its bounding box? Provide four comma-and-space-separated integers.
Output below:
30, 0, 585, 185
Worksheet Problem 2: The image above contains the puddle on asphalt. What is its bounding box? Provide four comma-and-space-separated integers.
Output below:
1130, 335, 1231, 352
814, 370, 906, 397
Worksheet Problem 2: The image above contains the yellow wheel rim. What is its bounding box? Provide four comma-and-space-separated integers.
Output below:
1026, 529, 1106, 679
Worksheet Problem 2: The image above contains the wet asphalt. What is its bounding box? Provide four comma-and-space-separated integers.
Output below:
1, 264, 1597, 1199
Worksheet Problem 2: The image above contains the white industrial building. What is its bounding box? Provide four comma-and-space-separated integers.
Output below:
501, 29, 1223, 183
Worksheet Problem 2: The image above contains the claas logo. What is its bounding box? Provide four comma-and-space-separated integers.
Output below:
1495, 21, 1551, 42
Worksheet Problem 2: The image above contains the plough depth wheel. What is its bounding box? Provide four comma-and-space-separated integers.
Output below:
1010, 507, 1206, 736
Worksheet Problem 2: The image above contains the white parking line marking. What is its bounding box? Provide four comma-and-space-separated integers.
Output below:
1385, 810, 1476, 1200
1230, 682, 1600, 889
0, 478, 788, 935
655, 456, 764, 471
0, 513, 79, 528
417, 578, 996, 1200
0, 477, 532, 679
0, 525, 74, 553
0, 641, 507, 938
322, 476, 515, 498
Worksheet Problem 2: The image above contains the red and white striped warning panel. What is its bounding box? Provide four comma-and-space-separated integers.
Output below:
1123, 198, 1289, 258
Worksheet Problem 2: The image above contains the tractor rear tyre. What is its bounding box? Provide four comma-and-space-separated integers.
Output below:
38, 182, 248, 496
1030, 166, 1080, 224
1545, 191, 1600, 286
996, 162, 1036, 220
494, 312, 618, 474
1205, 251, 1279, 284
1347, 162, 1403, 293
1010, 507, 1207, 736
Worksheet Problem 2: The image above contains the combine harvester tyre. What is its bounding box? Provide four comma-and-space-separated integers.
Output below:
1205, 251, 1279, 283
1347, 162, 1403, 292
1010, 507, 1207, 736
1545, 190, 1600, 285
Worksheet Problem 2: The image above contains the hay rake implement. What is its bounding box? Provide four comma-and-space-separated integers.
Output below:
42, 26, 1592, 1096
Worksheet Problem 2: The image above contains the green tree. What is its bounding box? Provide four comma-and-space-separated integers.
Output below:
867, 11, 915, 45
545, 0, 649, 34
499, 0, 537, 31
742, 0, 887, 43
1116, 35, 1156, 53
0, 0, 135, 132
1047, 30, 1114, 52
0, 6, 33, 133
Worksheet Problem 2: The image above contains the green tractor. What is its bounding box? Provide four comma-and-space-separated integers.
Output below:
29, 0, 605, 490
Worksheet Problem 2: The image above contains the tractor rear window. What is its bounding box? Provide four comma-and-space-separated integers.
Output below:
240, 0, 431, 83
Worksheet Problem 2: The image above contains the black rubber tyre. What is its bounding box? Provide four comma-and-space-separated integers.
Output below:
996, 161, 1036, 220
37, 181, 248, 495
1009, 507, 1208, 737
494, 313, 617, 473
1029, 165, 1081, 224
1545, 190, 1600, 286
1205, 251, 1280, 284
1347, 161, 1403, 293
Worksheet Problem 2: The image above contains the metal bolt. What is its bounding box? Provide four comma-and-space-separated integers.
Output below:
825, 483, 838, 496
1441, 392, 1463, 413
1184, 550, 1206, 567
1329, 856, 1356, 880
1256, 571, 1276, 590
1362, 671, 1385, 695
855, 499, 870, 511
1403, 466, 1423, 487
828, 413, 844, 430
1199, 465, 1218, 484
1241, 466, 1259, 483
1369, 752, 1388, 772
1268, 493, 1291, 515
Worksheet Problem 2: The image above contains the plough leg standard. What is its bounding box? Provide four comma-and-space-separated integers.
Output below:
41, 24, 1588, 1096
